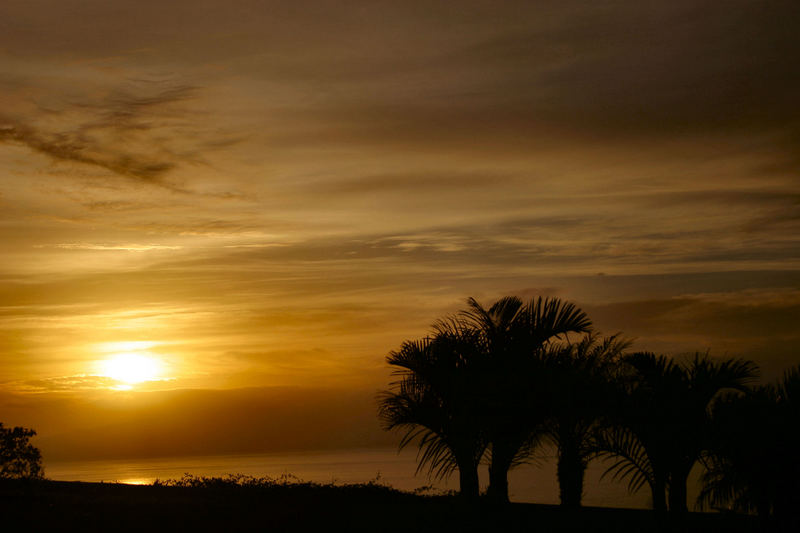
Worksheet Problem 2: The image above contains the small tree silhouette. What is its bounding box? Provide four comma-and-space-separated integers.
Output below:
0, 422, 44, 479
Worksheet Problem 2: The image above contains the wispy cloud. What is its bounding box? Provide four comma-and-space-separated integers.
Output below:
4, 374, 121, 393
36, 243, 182, 252
0, 77, 235, 192
0, 120, 174, 180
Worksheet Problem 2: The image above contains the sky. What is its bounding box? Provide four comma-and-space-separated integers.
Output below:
1, 0, 798, 461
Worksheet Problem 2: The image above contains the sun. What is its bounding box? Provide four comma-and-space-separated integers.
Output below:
100, 352, 162, 385
93, 341, 170, 390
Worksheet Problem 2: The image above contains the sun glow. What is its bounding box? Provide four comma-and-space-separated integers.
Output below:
100, 352, 163, 385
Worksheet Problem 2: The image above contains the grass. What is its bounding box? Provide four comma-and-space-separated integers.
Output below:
0, 475, 759, 532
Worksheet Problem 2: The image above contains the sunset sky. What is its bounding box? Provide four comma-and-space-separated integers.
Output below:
1, 1, 798, 461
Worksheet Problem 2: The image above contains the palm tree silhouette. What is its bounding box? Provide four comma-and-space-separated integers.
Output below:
700, 365, 800, 528
598, 352, 758, 516
378, 328, 487, 500
667, 354, 759, 515
541, 333, 630, 508
456, 296, 592, 503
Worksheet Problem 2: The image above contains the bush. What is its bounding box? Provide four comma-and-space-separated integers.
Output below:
0, 423, 44, 479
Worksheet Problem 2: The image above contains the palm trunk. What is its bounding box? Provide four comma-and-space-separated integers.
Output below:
557, 445, 586, 508
651, 472, 667, 514
667, 464, 691, 517
487, 459, 511, 503
457, 458, 480, 501
487, 443, 514, 504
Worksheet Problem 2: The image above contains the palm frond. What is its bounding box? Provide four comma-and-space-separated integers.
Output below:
594, 427, 654, 495
520, 297, 593, 346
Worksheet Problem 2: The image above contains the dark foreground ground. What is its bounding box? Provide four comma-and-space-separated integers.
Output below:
1, 478, 759, 532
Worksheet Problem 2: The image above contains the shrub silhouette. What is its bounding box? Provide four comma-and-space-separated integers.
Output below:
0, 422, 44, 479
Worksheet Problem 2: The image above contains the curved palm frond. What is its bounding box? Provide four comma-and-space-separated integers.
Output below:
462, 296, 523, 330
595, 427, 654, 495
685, 353, 759, 407
377, 385, 463, 479
519, 297, 593, 347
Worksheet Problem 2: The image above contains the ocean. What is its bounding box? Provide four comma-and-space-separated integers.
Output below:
42, 446, 697, 509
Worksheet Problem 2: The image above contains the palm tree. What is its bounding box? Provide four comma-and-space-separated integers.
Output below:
456, 296, 592, 503
604, 352, 684, 514
699, 386, 780, 520
378, 329, 487, 500
597, 352, 758, 516
699, 366, 800, 527
666, 354, 759, 515
542, 333, 630, 508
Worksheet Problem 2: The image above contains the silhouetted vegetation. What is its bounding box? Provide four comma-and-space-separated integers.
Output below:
379, 294, 799, 530
457, 296, 593, 504
151, 472, 410, 496
542, 333, 630, 508
378, 328, 487, 500
0, 476, 760, 532
379, 296, 592, 504
699, 366, 800, 531
595, 352, 758, 523
0, 423, 43, 480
